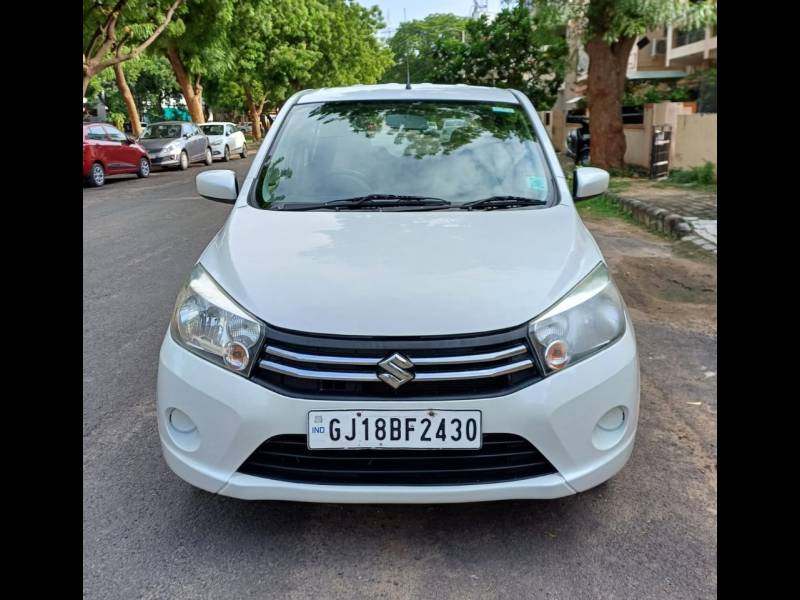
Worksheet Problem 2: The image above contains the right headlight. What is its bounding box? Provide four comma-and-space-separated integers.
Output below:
528, 263, 626, 374
170, 264, 266, 376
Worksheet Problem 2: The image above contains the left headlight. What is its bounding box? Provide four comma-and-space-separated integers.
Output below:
211, 139, 223, 145
528, 263, 626, 374
170, 264, 266, 376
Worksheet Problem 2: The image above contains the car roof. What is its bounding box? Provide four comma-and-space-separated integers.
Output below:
296, 83, 520, 105
200, 122, 233, 126
148, 121, 193, 126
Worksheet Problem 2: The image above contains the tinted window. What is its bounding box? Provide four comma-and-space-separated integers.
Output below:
253, 101, 553, 209
200, 124, 225, 136
104, 126, 127, 142
87, 126, 107, 141
141, 124, 182, 139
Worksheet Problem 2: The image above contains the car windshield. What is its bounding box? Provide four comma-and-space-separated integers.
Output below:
200, 124, 225, 136
142, 124, 182, 139
253, 100, 554, 209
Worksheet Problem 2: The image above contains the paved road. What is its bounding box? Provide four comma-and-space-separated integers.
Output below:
84, 160, 717, 599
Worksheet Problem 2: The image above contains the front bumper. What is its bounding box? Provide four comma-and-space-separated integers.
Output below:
157, 323, 639, 503
149, 154, 180, 167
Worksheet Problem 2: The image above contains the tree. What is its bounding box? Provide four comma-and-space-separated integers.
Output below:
227, 0, 392, 141
380, 14, 470, 84
432, 5, 568, 109
82, 0, 183, 98
558, 0, 717, 169
157, 0, 236, 124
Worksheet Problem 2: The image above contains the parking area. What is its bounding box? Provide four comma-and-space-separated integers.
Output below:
83, 161, 716, 599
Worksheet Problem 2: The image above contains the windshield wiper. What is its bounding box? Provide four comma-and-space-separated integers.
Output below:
459, 196, 547, 210
276, 194, 451, 211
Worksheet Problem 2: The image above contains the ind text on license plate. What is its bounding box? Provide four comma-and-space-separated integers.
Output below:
307, 410, 482, 450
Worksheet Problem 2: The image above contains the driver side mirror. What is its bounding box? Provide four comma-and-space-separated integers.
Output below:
572, 167, 609, 201
125, 135, 137, 144
196, 170, 238, 204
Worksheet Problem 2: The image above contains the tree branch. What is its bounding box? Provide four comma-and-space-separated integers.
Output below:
93, 0, 183, 72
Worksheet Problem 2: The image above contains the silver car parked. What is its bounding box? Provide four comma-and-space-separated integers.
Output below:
138, 121, 212, 170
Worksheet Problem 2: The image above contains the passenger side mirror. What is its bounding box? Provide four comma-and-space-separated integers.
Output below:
196, 170, 238, 204
572, 167, 609, 201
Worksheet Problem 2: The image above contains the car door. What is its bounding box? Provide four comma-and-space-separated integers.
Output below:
86, 125, 115, 170
103, 125, 138, 172
191, 124, 206, 160
224, 124, 236, 151
229, 124, 244, 151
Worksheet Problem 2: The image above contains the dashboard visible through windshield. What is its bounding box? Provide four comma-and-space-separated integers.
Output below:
253, 100, 555, 210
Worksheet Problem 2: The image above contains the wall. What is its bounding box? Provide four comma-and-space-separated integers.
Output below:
672, 113, 717, 169
624, 125, 649, 168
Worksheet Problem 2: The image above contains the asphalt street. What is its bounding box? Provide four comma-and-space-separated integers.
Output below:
83, 156, 717, 599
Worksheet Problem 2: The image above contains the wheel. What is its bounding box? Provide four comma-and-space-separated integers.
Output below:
222, 145, 230, 162
88, 162, 105, 187
204, 147, 213, 166
137, 157, 151, 178
240, 143, 247, 159
179, 151, 189, 170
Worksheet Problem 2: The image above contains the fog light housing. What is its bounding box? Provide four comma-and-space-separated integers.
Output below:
169, 408, 196, 433
592, 406, 628, 450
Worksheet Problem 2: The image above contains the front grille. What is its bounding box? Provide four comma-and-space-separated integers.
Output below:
238, 434, 557, 485
251, 323, 542, 400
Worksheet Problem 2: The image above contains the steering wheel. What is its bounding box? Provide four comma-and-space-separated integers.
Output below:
326, 169, 372, 194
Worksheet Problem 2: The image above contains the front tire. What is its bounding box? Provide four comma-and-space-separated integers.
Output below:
204, 147, 213, 166
222, 145, 230, 162
179, 151, 189, 170
240, 143, 247, 159
137, 157, 151, 178
88, 162, 105, 187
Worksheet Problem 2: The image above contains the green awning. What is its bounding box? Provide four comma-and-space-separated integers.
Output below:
627, 70, 687, 80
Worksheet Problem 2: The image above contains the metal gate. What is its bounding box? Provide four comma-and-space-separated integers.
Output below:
650, 125, 671, 179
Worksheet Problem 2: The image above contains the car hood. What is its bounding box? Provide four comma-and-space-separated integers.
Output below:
199, 204, 603, 336
139, 138, 179, 150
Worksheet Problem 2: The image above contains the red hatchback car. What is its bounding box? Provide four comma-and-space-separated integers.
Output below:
83, 123, 151, 187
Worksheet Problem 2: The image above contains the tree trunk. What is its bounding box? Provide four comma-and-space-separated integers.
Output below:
83, 75, 91, 99
585, 35, 636, 170
245, 88, 263, 141
113, 62, 142, 137
165, 47, 205, 124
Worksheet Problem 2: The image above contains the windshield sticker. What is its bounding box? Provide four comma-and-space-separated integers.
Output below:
527, 176, 548, 194
491, 106, 515, 114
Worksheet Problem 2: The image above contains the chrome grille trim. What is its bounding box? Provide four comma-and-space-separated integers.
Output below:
262, 343, 529, 367
258, 358, 534, 381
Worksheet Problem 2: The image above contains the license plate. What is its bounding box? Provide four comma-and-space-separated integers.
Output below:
307, 410, 482, 450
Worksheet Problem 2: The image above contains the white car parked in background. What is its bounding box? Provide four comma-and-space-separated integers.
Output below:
199, 122, 248, 162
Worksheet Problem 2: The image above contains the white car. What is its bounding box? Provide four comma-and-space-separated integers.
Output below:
158, 84, 639, 503
199, 122, 248, 162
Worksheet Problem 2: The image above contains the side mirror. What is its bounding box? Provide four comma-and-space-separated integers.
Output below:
196, 170, 238, 203
572, 167, 609, 201
125, 135, 136, 144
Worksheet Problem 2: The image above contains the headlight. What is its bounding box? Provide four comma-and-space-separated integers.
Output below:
170, 264, 266, 376
211, 139, 223, 145
528, 263, 626, 374
163, 142, 179, 154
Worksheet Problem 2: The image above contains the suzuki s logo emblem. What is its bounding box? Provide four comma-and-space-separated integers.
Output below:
378, 352, 415, 389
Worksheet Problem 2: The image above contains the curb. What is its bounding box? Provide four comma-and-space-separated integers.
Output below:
605, 192, 692, 239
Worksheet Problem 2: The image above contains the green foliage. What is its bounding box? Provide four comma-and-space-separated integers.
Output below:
572, 0, 717, 44
623, 80, 693, 107
666, 161, 716, 186
380, 13, 470, 84
107, 112, 126, 130
429, 5, 569, 108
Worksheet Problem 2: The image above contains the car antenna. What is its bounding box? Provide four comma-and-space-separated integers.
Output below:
405, 53, 412, 90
